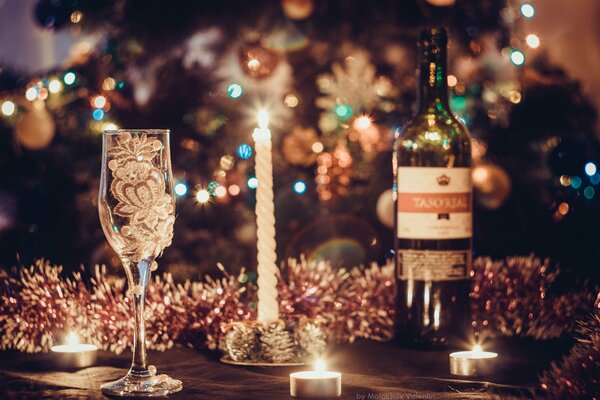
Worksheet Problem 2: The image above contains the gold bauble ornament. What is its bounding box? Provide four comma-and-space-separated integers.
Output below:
376, 189, 394, 228
282, 0, 314, 20
14, 100, 55, 150
282, 126, 319, 167
239, 42, 280, 80
472, 163, 512, 209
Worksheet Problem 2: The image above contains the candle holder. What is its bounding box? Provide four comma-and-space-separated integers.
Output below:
449, 345, 498, 377
50, 332, 98, 369
219, 317, 326, 366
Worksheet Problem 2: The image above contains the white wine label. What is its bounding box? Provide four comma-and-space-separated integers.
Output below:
398, 249, 470, 281
397, 167, 472, 239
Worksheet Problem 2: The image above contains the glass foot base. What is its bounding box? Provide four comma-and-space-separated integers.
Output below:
101, 371, 182, 397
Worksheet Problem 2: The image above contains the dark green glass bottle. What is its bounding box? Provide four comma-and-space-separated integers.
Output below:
393, 27, 472, 348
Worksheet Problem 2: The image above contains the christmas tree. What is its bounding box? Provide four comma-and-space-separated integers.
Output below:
0, 0, 598, 282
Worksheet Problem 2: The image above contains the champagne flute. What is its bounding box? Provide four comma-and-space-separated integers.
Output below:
98, 129, 182, 397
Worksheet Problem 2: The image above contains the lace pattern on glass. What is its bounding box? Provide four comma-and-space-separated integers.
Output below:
108, 133, 174, 260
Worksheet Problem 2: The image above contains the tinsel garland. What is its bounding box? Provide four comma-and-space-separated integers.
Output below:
278, 257, 395, 343
539, 302, 600, 399
0, 255, 595, 355
470, 256, 597, 340
0, 261, 251, 353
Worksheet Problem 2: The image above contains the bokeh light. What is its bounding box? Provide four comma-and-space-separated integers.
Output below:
196, 189, 210, 203
284, 93, 299, 108
584, 162, 596, 176
92, 95, 107, 109
63, 72, 76, 85
237, 143, 253, 159
228, 83, 243, 98
215, 186, 227, 198
293, 180, 307, 194
335, 104, 352, 120
1, 101, 16, 116
559, 175, 571, 187
312, 141, 324, 153
353, 115, 372, 130
70, 10, 83, 23
447, 75, 458, 87
174, 182, 188, 197
571, 176, 582, 189
247, 177, 258, 189
92, 109, 105, 120
510, 50, 525, 66
48, 79, 62, 93
207, 181, 220, 195
558, 202, 569, 215
228, 184, 241, 196
526, 34, 540, 49
584, 186, 595, 199
25, 87, 38, 101
520, 3, 535, 18
37, 88, 48, 100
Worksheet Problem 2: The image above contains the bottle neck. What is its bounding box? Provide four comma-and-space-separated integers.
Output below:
417, 28, 450, 113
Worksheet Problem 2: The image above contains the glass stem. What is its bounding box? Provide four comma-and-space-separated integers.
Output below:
126, 259, 152, 376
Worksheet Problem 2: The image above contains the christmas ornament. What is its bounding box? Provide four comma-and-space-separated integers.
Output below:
282, 0, 314, 20
216, 41, 293, 128
259, 320, 296, 363
240, 42, 280, 80
181, 27, 222, 71
282, 126, 319, 167
316, 49, 396, 132
219, 320, 259, 361
14, 100, 56, 150
294, 319, 327, 360
219, 317, 326, 364
375, 189, 394, 229
472, 163, 512, 209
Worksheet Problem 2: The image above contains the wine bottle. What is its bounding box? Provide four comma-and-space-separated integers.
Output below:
393, 27, 472, 347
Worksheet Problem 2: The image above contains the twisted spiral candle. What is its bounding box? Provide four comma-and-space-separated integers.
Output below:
253, 110, 279, 322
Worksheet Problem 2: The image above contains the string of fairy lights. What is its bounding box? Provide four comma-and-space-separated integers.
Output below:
0, 0, 597, 216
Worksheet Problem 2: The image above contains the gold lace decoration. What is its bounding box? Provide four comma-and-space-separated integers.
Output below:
108, 133, 174, 260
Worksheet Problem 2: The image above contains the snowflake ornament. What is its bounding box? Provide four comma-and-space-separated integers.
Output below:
316, 48, 396, 133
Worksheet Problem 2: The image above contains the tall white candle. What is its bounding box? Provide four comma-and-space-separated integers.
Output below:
253, 109, 279, 322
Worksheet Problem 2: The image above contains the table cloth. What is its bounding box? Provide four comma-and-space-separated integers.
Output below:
0, 338, 568, 399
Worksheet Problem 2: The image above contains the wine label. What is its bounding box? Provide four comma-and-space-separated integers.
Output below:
398, 249, 470, 281
397, 167, 472, 239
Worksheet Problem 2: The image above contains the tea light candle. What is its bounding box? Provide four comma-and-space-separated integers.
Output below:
290, 359, 341, 398
50, 332, 98, 369
449, 344, 498, 376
